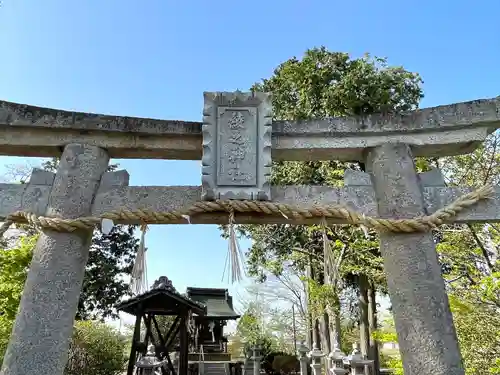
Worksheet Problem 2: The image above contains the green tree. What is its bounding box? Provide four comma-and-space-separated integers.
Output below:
375, 289, 500, 375
65, 320, 128, 375
41, 158, 140, 320
232, 47, 423, 357
77, 224, 139, 319
237, 308, 263, 348
236, 303, 278, 358
0, 234, 133, 372
227, 334, 245, 359
0, 235, 38, 363
372, 317, 404, 375
432, 131, 500, 375
449, 289, 500, 375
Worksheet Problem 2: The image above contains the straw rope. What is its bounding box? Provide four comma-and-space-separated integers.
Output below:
0, 185, 494, 237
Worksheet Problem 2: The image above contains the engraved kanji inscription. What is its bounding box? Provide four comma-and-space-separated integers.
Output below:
201, 91, 272, 201
217, 108, 257, 186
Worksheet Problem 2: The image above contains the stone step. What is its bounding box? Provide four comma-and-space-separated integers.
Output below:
204, 362, 228, 375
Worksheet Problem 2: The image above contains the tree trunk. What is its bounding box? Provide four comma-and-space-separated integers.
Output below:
310, 260, 322, 350
314, 318, 322, 349
320, 311, 332, 354
329, 293, 342, 350
358, 274, 370, 373
368, 283, 380, 375
306, 255, 313, 349
321, 257, 332, 354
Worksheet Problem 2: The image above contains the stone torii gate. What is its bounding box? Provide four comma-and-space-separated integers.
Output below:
0, 93, 499, 375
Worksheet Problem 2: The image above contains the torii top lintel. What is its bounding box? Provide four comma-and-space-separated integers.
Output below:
0, 93, 498, 162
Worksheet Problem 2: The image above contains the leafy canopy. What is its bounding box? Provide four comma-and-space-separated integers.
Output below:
0, 235, 38, 361
65, 320, 128, 375
239, 47, 423, 287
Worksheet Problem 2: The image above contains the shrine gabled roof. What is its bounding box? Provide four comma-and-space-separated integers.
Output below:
116, 277, 206, 317
186, 287, 240, 319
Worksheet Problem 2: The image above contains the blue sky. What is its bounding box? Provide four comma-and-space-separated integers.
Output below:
0, 0, 499, 321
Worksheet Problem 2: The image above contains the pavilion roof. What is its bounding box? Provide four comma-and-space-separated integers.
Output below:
186, 287, 240, 320
116, 276, 206, 316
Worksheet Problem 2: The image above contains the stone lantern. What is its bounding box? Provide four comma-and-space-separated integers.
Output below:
348, 343, 374, 375
328, 343, 348, 375
252, 344, 262, 375
135, 344, 168, 375
308, 342, 325, 375
297, 341, 310, 375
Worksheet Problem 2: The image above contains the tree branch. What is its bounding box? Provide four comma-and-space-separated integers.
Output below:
292, 247, 323, 261
467, 224, 495, 272
483, 132, 499, 185
445, 275, 466, 284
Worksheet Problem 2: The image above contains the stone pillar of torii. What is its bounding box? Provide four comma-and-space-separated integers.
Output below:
0, 93, 498, 375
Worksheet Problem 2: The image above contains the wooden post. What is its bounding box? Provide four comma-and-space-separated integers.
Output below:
306, 256, 314, 350
292, 305, 297, 352
358, 274, 370, 362
368, 285, 380, 375
179, 314, 189, 375
128, 313, 143, 375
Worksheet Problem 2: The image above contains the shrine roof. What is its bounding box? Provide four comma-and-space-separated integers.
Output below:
116, 277, 206, 317
186, 287, 240, 319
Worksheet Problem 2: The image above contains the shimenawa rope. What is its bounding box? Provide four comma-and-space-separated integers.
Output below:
0, 185, 494, 238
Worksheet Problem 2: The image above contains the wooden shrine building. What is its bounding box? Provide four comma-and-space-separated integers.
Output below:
117, 276, 206, 375
186, 287, 240, 361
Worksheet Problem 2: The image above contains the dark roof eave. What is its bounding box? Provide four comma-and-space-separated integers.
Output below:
116, 289, 206, 316
186, 287, 229, 296
169, 291, 206, 315
196, 314, 241, 320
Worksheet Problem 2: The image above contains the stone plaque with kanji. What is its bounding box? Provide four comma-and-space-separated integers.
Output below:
201, 91, 272, 200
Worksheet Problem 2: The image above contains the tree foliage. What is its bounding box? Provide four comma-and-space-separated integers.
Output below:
449, 291, 500, 375
0, 230, 131, 373
230, 47, 424, 355
372, 317, 404, 375
77, 224, 139, 319
252, 47, 423, 120
65, 320, 128, 375
236, 303, 279, 358
232, 46, 499, 374
435, 130, 500, 374
0, 235, 38, 363
241, 47, 423, 283
0, 235, 36, 320
234, 283, 304, 358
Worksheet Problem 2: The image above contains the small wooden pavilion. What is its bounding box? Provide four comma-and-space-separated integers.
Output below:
117, 276, 206, 375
